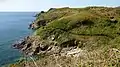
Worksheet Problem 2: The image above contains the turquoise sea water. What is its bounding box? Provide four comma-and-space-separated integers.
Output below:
0, 12, 35, 66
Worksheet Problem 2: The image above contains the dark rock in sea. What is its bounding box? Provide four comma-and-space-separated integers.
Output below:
28, 23, 32, 29
12, 40, 25, 49
12, 36, 29, 49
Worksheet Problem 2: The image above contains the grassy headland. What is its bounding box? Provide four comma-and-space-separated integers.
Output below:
9, 7, 120, 67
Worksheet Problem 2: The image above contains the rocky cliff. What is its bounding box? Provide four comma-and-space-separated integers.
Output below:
10, 7, 120, 67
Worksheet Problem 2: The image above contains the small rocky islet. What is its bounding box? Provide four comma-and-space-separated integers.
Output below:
10, 7, 120, 67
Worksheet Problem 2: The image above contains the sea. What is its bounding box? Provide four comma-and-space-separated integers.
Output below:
0, 12, 35, 66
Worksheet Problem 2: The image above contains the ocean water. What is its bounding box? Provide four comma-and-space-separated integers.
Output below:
0, 12, 35, 66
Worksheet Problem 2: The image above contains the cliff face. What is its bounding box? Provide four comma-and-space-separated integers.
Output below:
10, 7, 120, 67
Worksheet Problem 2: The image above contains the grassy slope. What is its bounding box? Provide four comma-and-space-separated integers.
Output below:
35, 7, 120, 49
9, 7, 120, 67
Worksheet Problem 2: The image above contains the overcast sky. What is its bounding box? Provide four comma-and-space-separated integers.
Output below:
0, 0, 119, 12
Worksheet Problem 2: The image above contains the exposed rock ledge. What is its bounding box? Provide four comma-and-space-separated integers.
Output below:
12, 36, 86, 58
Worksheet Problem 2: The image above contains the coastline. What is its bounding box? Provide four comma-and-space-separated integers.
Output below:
9, 7, 120, 67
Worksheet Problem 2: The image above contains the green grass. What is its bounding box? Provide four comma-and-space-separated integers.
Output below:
10, 6, 120, 67
35, 8, 120, 48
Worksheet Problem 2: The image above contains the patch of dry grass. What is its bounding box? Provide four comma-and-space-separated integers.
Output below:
9, 47, 120, 67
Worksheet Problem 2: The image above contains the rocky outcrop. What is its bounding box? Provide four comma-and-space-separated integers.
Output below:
12, 35, 85, 58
